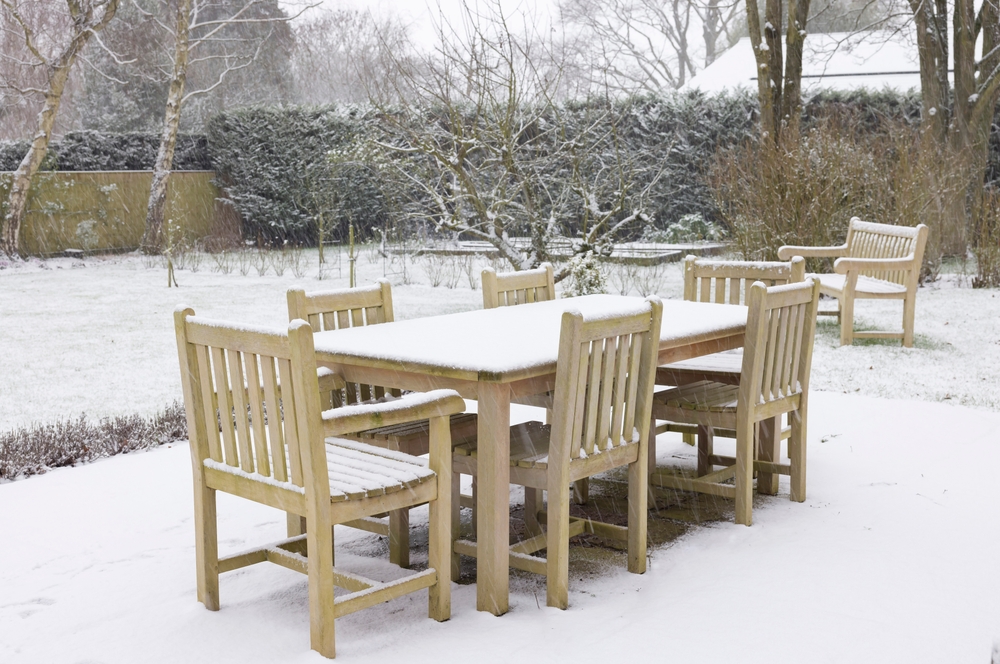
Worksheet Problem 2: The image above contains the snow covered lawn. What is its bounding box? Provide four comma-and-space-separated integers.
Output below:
1, 251, 998, 662
1, 392, 997, 662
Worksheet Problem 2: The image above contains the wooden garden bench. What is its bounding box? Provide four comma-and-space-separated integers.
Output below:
174, 309, 462, 658
778, 218, 928, 347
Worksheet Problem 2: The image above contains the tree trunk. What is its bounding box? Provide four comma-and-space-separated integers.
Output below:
2, 41, 87, 256
142, 0, 192, 255
780, 0, 811, 136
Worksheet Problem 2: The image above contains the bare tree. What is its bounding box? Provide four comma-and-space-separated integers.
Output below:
357, 4, 663, 278
291, 9, 412, 105
0, 0, 119, 257
135, 0, 305, 254
559, 0, 742, 92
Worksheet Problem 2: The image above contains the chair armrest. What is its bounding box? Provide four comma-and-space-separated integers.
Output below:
322, 389, 466, 437
833, 256, 917, 274
316, 367, 347, 392
777, 244, 848, 260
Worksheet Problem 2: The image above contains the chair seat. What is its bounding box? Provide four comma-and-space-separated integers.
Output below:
657, 349, 743, 385
814, 273, 907, 297
323, 438, 436, 502
655, 380, 738, 413
454, 421, 552, 469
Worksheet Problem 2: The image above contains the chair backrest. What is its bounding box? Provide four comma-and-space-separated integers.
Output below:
287, 279, 394, 331
548, 297, 663, 468
845, 217, 928, 285
683, 255, 806, 306
174, 307, 307, 490
482, 263, 555, 308
738, 279, 821, 414
287, 280, 395, 405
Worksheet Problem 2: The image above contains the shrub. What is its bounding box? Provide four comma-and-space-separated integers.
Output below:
0, 133, 210, 172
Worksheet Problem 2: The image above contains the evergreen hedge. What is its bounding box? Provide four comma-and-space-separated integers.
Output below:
0, 132, 211, 172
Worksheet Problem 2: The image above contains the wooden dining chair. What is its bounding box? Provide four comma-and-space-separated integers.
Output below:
656, 255, 805, 447
481, 262, 556, 308
649, 278, 820, 525
452, 296, 663, 608
288, 280, 478, 569
174, 308, 462, 658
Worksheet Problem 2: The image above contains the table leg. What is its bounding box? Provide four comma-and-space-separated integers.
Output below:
476, 381, 510, 615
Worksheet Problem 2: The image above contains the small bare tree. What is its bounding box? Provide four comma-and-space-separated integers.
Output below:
136, 0, 306, 254
357, 4, 663, 279
0, 0, 119, 257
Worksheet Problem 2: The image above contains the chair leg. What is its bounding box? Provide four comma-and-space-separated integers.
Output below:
451, 470, 462, 582
524, 487, 543, 537
789, 409, 807, 503
388, 508, 410, 569
545, 482, 571, 610
734, 420, 754, 526
682, 431, 695, 447
470, 477, 478, 533
194, 483, 220, 611
306, 511, 336, 658
840, 294, 855, 346
572, 478, 589, 504
902, 293, 916, 347
627, 449, 648, 575
757, 416, 779, 496
696, 425, 714, 476
428, 415, 452, 621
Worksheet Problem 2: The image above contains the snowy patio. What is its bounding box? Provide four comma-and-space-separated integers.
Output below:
1, 252, 998, 661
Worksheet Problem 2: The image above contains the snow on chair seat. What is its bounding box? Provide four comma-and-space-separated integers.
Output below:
814, 273, 908, 296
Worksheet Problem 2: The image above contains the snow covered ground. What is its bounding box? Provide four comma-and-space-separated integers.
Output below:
1, 250, 998, 662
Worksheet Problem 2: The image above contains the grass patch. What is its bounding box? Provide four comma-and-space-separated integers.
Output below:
0, 402, 187, 481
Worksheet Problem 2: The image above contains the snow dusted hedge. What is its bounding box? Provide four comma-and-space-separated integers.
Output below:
0, 132, 211, 172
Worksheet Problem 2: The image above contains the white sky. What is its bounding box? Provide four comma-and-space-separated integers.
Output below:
308, 0, 562, 50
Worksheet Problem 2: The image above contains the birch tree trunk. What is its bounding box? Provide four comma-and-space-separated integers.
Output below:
0, 0, 120, 257
141, 0, 191, 255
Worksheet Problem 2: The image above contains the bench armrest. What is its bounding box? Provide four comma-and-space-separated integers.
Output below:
777, 244, 848, 260
322, 389, 466, 437
833, 256, 918, 274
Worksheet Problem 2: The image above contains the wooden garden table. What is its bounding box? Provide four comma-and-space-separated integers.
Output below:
311, 294, 747, 616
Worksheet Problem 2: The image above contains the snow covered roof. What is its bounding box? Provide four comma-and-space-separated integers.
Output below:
683, 32, 922, 94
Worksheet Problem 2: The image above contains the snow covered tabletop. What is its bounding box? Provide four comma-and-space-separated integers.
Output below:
311, 294, 747, 383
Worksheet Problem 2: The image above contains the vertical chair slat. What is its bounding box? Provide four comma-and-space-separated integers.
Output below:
364, 306, 378, 326
714, 278, 725, 303
595, 336, 617, 450
771, 306, 789, 399
276, 357, 304, 487
789, 302, 807, 393
227, 349, 255, 474
245, 353, 271, 478
609, 334, 629, 446
308, 313, 321, 331
211, 346, 239, 467
728, 278, 741, 304
760, 309, 780, 403
569, 341, 590, 461
350, 309, 364, 327
321, 312, 335, 331
195, 344, 223, 463
778, 304, 798, 396
621, 333, 642, 439
582, 340, 602, 457
699, 277, 711, 303
260, 354, 287, 482
336, 310, 350, 330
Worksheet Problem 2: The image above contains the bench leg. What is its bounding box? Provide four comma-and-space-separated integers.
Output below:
451, 470, 462, 581
839, 294, 855, 346
902, 293, 916, 347
789, 408, 807, 502
524, 487, 543, 537
195, 484, 220, 611
696, 425, 714, 476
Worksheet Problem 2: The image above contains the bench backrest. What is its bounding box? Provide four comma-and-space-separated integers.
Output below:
739, 279, 820, 413
549, 298, 663, 466
683, 256, 806, 306
846, 218, 928, 285
287, 280, 396, 405
482, 263, 556, 308
175, 308, 306, 490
